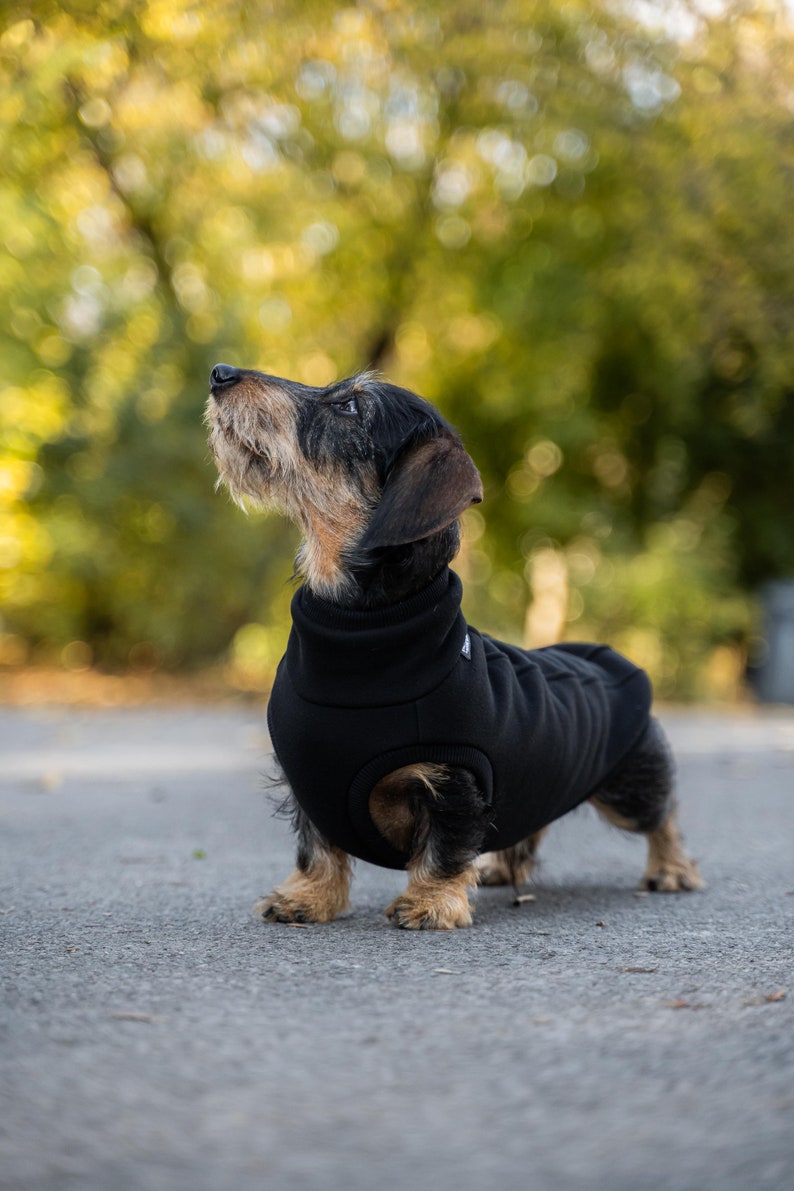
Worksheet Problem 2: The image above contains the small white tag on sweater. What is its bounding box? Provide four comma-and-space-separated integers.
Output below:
461, 633, 472, 660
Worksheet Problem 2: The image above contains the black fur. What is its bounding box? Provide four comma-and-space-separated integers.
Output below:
295, 375, 448, 485
208, 363, 700, 924
294, 800, 330, 873
590, 717, 675, 834
406, 767, 492, 879
346, 527, 461, 610
275, 763, 490, 883
288, 373, 477, 609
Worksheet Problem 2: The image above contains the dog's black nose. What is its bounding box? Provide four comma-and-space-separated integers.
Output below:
210, 363, 241, 393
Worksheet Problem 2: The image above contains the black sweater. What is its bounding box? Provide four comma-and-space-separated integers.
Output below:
267, 568, 652, 869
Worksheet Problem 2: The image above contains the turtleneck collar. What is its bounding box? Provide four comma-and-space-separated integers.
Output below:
283, 568, 469, 707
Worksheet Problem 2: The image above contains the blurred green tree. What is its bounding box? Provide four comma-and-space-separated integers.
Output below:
1, 0, 792, 697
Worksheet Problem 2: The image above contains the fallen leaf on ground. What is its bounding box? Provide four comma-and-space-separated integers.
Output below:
622, 966, 658, 973
595, 921, 605, 927
666, 1000, 706, 1010
765, 989, 786, 1003
513, 893, 536, 905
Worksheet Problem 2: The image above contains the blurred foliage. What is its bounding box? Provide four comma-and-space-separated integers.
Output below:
2, 0, 793, 699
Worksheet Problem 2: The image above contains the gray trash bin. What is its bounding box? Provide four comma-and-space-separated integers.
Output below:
755, 580, 794, 704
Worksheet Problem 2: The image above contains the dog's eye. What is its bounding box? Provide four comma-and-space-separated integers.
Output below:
333, 397, 359, 417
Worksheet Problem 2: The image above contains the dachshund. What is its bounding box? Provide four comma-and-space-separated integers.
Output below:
206, 364, 704, 929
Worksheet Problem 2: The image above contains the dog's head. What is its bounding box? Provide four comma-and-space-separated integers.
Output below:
206, 364, 482, 598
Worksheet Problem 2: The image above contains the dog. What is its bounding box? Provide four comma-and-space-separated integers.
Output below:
206, 363, 704, 930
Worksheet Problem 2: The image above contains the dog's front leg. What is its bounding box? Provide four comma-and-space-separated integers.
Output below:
380, 765, 490, 931
254, 796, 352, 925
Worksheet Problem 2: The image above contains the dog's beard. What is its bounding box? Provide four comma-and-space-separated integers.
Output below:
208, 423, 276, 508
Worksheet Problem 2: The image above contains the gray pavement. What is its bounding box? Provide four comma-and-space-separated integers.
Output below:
1, 704, 793, 1191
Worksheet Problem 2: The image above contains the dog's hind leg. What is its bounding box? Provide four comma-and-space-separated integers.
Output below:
590, 718, 705, 892
372, 764, 490, 929
254, 795, 352, 924
475, 829, 547, 888
639, 810, 705, 891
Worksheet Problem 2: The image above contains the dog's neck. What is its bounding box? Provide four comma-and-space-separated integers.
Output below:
300, 524, 461, 612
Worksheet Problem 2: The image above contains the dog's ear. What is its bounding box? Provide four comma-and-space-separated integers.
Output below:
359, 432, 483, 550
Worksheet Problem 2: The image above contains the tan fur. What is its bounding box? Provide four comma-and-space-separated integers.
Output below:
641, 812, 706, 892
209, 366, 700, 928
590, 801, 637, 832
293, 487, 370, 598
370, 764, 481, 927
205, 375, 372, 599
253, 845, 352, 924
370, 764, 452, 853
206, 375, 302, 507
591, 799, 705, 892
476, 828, 547, 887
369, 774, 417, 853
386, 863, 477, 930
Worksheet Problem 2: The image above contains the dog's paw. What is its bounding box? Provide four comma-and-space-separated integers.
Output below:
253, 891, 314, 924
475, 852, 512, 886
253, 871, 348, 924
385, 890, 473, 930
641, 857, 706, 893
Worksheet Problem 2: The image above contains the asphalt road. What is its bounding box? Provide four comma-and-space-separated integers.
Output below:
1, 704, 793, 1191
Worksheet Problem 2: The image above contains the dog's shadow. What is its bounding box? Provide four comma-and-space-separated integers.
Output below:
472, 879, 678, 926
325, 876, 689, 935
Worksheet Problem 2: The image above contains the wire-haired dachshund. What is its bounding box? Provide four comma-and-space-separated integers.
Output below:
206, 364, 704, 930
